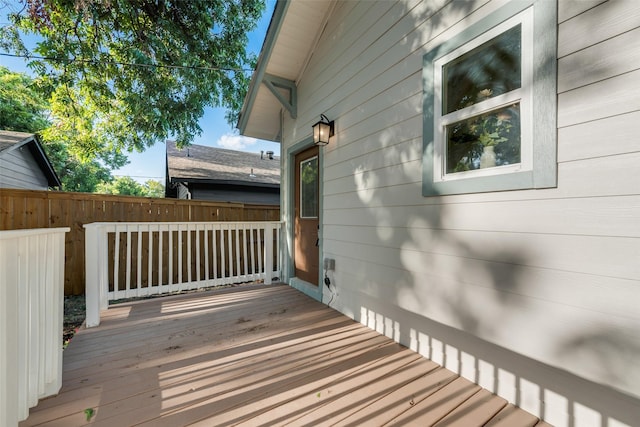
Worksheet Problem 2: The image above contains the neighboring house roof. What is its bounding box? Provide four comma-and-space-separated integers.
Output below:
0, 130, 62, 188
165, 140, 280, 189
238, 0, 333, 142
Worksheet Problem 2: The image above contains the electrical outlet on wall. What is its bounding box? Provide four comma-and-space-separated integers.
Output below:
323, 258, 335, 271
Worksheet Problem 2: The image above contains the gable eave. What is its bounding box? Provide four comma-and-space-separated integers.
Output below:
0, 131, 62, 188
238, 0, 333, 141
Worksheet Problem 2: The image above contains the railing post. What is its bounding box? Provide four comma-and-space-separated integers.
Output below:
264, 223, 274, 285
99, 226, 109, 312
84, 224, 103, 328
274, 222, 281, 280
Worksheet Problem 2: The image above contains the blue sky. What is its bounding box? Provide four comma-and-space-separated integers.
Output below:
0, 0, 279, 183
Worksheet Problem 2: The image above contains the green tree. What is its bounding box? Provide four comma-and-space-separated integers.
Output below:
0, 65, 49, 132
0, 65, 118, 191
47, 140, 115, 192
1, 0, 265, 161
143, 180, 165, 198
96, 176, 146, 196
96, 177, 164, 197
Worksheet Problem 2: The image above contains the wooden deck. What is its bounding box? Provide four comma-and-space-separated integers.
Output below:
21, 284, 548, 426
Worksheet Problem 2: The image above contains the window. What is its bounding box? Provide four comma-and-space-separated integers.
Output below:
300, 156, 318, 218
423, 0, 557, 196
438, 23, 527, 176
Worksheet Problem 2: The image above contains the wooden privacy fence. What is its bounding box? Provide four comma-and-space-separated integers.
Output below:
0, 189, 280, 295
84, 221, 282, 327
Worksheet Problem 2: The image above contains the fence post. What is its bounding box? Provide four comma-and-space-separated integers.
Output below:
84, 224, 102, 328
264, 223, 273, 285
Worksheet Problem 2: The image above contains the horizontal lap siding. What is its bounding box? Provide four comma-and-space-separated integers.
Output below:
323, 198, 640, 239
324, 244, 638, 320
282, 0, 640, 408
325, 227, 640, 288
0, 149, 50, 190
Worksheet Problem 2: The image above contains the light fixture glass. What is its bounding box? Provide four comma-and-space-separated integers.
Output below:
312, 114, 334, 146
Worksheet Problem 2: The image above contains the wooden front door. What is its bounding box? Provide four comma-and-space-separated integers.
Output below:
294, 146, 320, 286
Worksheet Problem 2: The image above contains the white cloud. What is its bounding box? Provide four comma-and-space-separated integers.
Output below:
216, 134, 258, 151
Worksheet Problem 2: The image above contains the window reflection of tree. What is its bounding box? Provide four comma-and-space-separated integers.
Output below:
444, 25, 521, 113
300, 157, 318, 217
443, 25, 523, 172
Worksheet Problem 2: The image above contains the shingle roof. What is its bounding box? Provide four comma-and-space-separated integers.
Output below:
166, 140, 280, 187
0, 130, 33, 153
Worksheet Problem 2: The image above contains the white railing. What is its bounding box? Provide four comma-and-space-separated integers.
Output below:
0, 227, 69, 426
84, 221, 282, 327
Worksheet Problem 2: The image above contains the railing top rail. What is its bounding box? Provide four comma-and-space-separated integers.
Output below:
84, 221, 282, 229
0, 227, 71, 240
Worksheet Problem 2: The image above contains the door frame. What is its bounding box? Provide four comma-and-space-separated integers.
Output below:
286, 137, 323, 301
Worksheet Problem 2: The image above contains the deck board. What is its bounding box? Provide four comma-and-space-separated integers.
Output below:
332, 368, 460, 426
484, 404, 540, 427
21, 284, 543, 426
263, 351, 432, 426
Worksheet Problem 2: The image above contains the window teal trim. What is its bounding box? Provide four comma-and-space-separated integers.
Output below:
423, 0, 557, 196
263, 73, 297, 119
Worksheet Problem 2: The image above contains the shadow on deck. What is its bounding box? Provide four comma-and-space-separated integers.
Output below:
21, 284, 547, 426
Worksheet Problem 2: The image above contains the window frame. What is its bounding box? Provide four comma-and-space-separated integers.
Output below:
422, 0, 557, 196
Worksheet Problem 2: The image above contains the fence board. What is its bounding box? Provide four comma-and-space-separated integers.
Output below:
0, 189, 279, 295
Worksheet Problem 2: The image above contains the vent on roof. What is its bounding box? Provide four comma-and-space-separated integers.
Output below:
266, 151, 274, 160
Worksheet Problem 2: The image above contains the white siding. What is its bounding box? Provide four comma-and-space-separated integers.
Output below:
0, 147, 49, 190
176, 183, 190, 199
280, 0, 640, 425
191, 188, 279, 205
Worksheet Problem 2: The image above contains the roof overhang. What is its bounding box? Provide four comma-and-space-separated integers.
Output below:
0, 131, 62, 188
170, 177, 280, 189
237, 0, 333, 142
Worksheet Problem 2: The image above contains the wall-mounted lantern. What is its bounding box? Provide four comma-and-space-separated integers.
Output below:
312, 114, 334, 146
